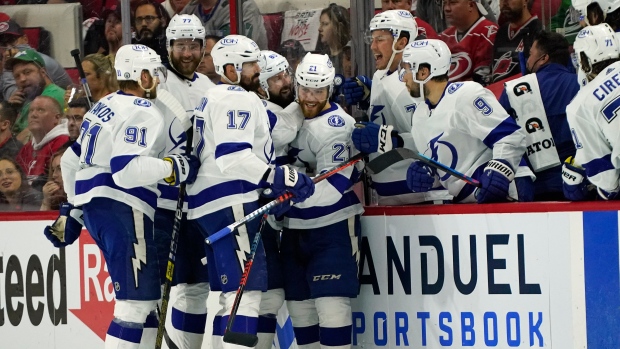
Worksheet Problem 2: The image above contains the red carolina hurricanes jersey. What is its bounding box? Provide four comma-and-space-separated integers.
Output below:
415, 17, 439, 40
439, 17, 498, 83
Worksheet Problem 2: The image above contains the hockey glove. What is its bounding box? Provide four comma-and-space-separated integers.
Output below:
44, 203, 84, 248
343, 75, 371, 108
163, 154, 200, 186
264, 165, 315, 203
475, 159, 514, 203
406, 161, 435, 193
352, 122, 401, 154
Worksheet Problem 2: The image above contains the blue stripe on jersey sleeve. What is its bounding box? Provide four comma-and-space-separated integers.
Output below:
215, 142, 252, 159
326, 173, 353, 194
286, 191, 359, 220
158, 183, 180, 201
482, 116, 521, 149
110, 155, 138, 175
70, 140, 82, 157
187, 179, 259, 209
584, 154, 615, 178
266, 110, 277, 133
75, 172, 158, 209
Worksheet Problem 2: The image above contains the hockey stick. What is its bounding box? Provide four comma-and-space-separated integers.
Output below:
155, 89, 192, 349
70, 49, 94, 108
366, 148, 481, 186
206, 152, 365, 245
221, 214, 269, 347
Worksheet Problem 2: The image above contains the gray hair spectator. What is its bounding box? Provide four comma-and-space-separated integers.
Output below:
0, 15, 72, 102
15, 95, 69, 191
417, 0, 496, 33
0, 101, 22, 159
5, 49, 66, 142
491, 0, 541, 83
0, 156, 42, 211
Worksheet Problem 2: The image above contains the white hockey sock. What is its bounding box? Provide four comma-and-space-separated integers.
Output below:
221, 290, 261, 349
137, 311, 158, 349
170, 283, 210, 349
105, 319, 144, 349
316, 297, 352, 349
288, 299, 320, 349
256, 289, 285, 349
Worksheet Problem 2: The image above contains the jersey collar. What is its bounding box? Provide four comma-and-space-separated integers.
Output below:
424, 83, 450, 110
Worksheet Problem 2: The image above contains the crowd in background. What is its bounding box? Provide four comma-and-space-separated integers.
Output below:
0, 0, 613, 211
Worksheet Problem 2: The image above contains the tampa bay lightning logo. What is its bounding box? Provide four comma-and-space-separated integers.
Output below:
168, 119, 187, 152
370, 105, 386, 124
227, 86, 245, 92
262, 100, 268, 107
328, 115, 345, 127
288, 147, 310, 168
428, 132, 458, 181
263, 140, 274, 164
447, 83, 463, 94
134, 98, 152, 107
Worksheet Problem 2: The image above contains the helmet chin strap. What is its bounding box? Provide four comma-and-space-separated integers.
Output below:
137, 78, 157, 99
385, 38, 405, 74
221, 68, 241, 85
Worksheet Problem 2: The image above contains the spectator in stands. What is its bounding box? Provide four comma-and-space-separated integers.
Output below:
163, 0, 191, 18
66, 97, 89, 142
40, 145, 68, 211
0, 101, 21, 159
102, 6, 123, 56
440, 0, 499, 85
417, 0, 496, 33
181, 0, 268, 49
6, 49, 66, 143
0, 15, 72, 102
197, 34, 221, 84
491, 0, 541, 83
0, 156, 42, 211
318, 3, 350, 77
381, 0, 440, 39
278, 39, 306, 73
65, 53, 117, 106
15, 96, 69, 191
498, 31, 578, 200
133, 0, 171, 64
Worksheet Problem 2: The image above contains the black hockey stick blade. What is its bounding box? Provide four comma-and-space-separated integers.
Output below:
366, 148, 415, 175
223, 330, 259, 347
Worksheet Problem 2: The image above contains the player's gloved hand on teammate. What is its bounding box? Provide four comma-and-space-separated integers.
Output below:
163, 154, 200, 186
263, 165, 315, 203
406, 161, 435, 192
352, 122, 401, 154
475, 159, 514, 203
44, 203, 84, 248
343, 75, 371, 108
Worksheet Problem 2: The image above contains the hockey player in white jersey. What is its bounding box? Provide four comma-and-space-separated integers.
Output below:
153, 14, 215, 349
344, 10, 451, 205
399, 39, 534, 203
44, 44, 199, 349
186, 35, 315, 349
276, 53, 364, 349
563, 24, 620, 200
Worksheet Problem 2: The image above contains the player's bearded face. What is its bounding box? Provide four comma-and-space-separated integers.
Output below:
267, 70, 295, 108
239, 62, 261, 92
170, 39, 203, 76
298, 85, 329, 118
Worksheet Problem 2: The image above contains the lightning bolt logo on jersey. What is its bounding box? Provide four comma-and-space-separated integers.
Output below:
428, 132, 459, 182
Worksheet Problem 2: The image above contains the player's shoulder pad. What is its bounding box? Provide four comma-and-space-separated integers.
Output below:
133, 98, 152, 108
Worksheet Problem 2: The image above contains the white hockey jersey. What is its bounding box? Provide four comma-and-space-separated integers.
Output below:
411, 82, 528, 202
60, 92, 168, 218
262, 99, 304, 166
156, 69, 215, 210
186, 84, 274, 219
285, 102, 364, 229
566, 61, 620, 193
367, 69, 452, 204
